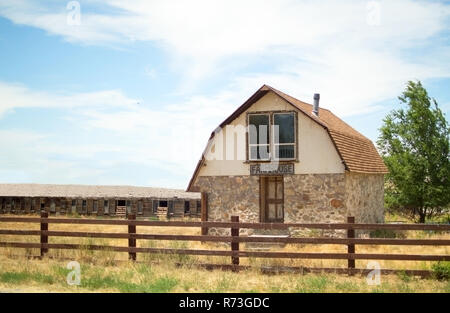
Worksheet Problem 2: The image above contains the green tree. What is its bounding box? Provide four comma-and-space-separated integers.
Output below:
377, 81, 450, 223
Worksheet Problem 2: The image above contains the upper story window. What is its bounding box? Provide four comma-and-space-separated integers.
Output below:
273, 112, 295, 159
248, 111, 296, 161
248, 114, 270, 161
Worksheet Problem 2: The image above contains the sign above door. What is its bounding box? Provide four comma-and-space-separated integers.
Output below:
250, 163, 294, 176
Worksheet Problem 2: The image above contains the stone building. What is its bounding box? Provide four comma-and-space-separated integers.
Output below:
187, 85, 388, 234
0, 184, 201, 218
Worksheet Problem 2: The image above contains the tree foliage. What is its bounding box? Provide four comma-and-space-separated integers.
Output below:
377, 81, 450, 223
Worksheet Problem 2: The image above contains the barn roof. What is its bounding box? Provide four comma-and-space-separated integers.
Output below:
0, 183, 201, 200
187, 85, 388, 191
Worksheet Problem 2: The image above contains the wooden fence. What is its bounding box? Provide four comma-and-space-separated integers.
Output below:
0, 212, 449, 277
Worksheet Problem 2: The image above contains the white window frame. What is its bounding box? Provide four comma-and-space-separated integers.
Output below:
272, 112, 296, 161
248, 111, 297, 161
248, 113, 271, 161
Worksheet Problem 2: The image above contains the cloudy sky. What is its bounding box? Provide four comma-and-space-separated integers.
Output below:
0, 0, 449, 189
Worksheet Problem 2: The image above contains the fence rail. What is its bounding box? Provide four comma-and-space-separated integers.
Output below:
0, 212, 449, 276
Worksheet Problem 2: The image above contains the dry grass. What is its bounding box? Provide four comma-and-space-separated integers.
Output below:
0, 255, 448, 293
0, 214, 449, 293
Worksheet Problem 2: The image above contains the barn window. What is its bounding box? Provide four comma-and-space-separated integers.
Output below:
248, 111, 296, 161
71, 200, 76, 212
184, 201, 190, 214
93, 200, 98, 213
60, 199, 66, 211
82, 200, 87, 213
248, 114, 270, 161
104, 200, 109, 214
117, 200, 126, 206
126, 200, 132, 213
30, 199, 36, 212
152, 200, 158, 213
50, 199, 56, 213
159, 200, 168, 207
138, 200, 143, 214
273, 112, 296, 160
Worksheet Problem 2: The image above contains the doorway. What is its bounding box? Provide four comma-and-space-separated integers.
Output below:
260, 176, 284, 223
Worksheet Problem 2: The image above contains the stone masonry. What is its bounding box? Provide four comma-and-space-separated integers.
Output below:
194, 172, 384, 236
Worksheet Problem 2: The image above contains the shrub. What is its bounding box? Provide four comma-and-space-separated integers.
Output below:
397, 270, 412, 283
370, 229, 398, 239
431, 262, 450, 281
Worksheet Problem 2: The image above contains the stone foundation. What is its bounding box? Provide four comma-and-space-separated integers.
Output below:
194, 172, 385, 236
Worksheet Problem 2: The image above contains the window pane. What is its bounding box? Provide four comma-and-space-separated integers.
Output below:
268, 204, 276, 219
274, 113, 295, 144
268, 180, 275, 199
250, 145, 270, 160
277, 181, 283, 200
274, 144, 295, 159
249, 114, 269, 145
276, 204, 283, 219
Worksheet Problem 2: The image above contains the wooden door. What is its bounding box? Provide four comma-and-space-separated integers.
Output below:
261, 176, 284, 222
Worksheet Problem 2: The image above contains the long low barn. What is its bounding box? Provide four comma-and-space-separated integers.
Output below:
0, 184, 201, 218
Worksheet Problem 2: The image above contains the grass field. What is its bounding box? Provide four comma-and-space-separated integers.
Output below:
0, 256, 449, 293
0, 214, 449, 293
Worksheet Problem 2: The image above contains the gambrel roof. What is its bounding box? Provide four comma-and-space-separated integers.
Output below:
187, 85, 388, 191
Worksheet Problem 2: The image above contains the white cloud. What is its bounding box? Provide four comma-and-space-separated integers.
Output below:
0, 0, 449, 188
0, 0, 449, 115
0, 81, 139, 117
0, 81, 246, 188
144, 67, 157, 79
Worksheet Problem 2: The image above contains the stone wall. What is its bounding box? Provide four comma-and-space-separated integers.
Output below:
284, 174, 347, 237
284, 174, 346, 224
194, 172, 385, 236
194, 175, 260, 235
345, 172, 385, 224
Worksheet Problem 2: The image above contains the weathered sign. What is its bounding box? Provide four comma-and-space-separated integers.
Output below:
249, 163, 294, 175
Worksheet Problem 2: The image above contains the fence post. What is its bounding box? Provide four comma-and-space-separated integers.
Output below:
40, 211, 48, 258
128, 213, 136, 261
231, 215, 239, 271
347, 216, 355, 276
201, 192, 208, 235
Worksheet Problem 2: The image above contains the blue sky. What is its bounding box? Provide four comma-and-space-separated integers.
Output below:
0, 0, 449, 189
